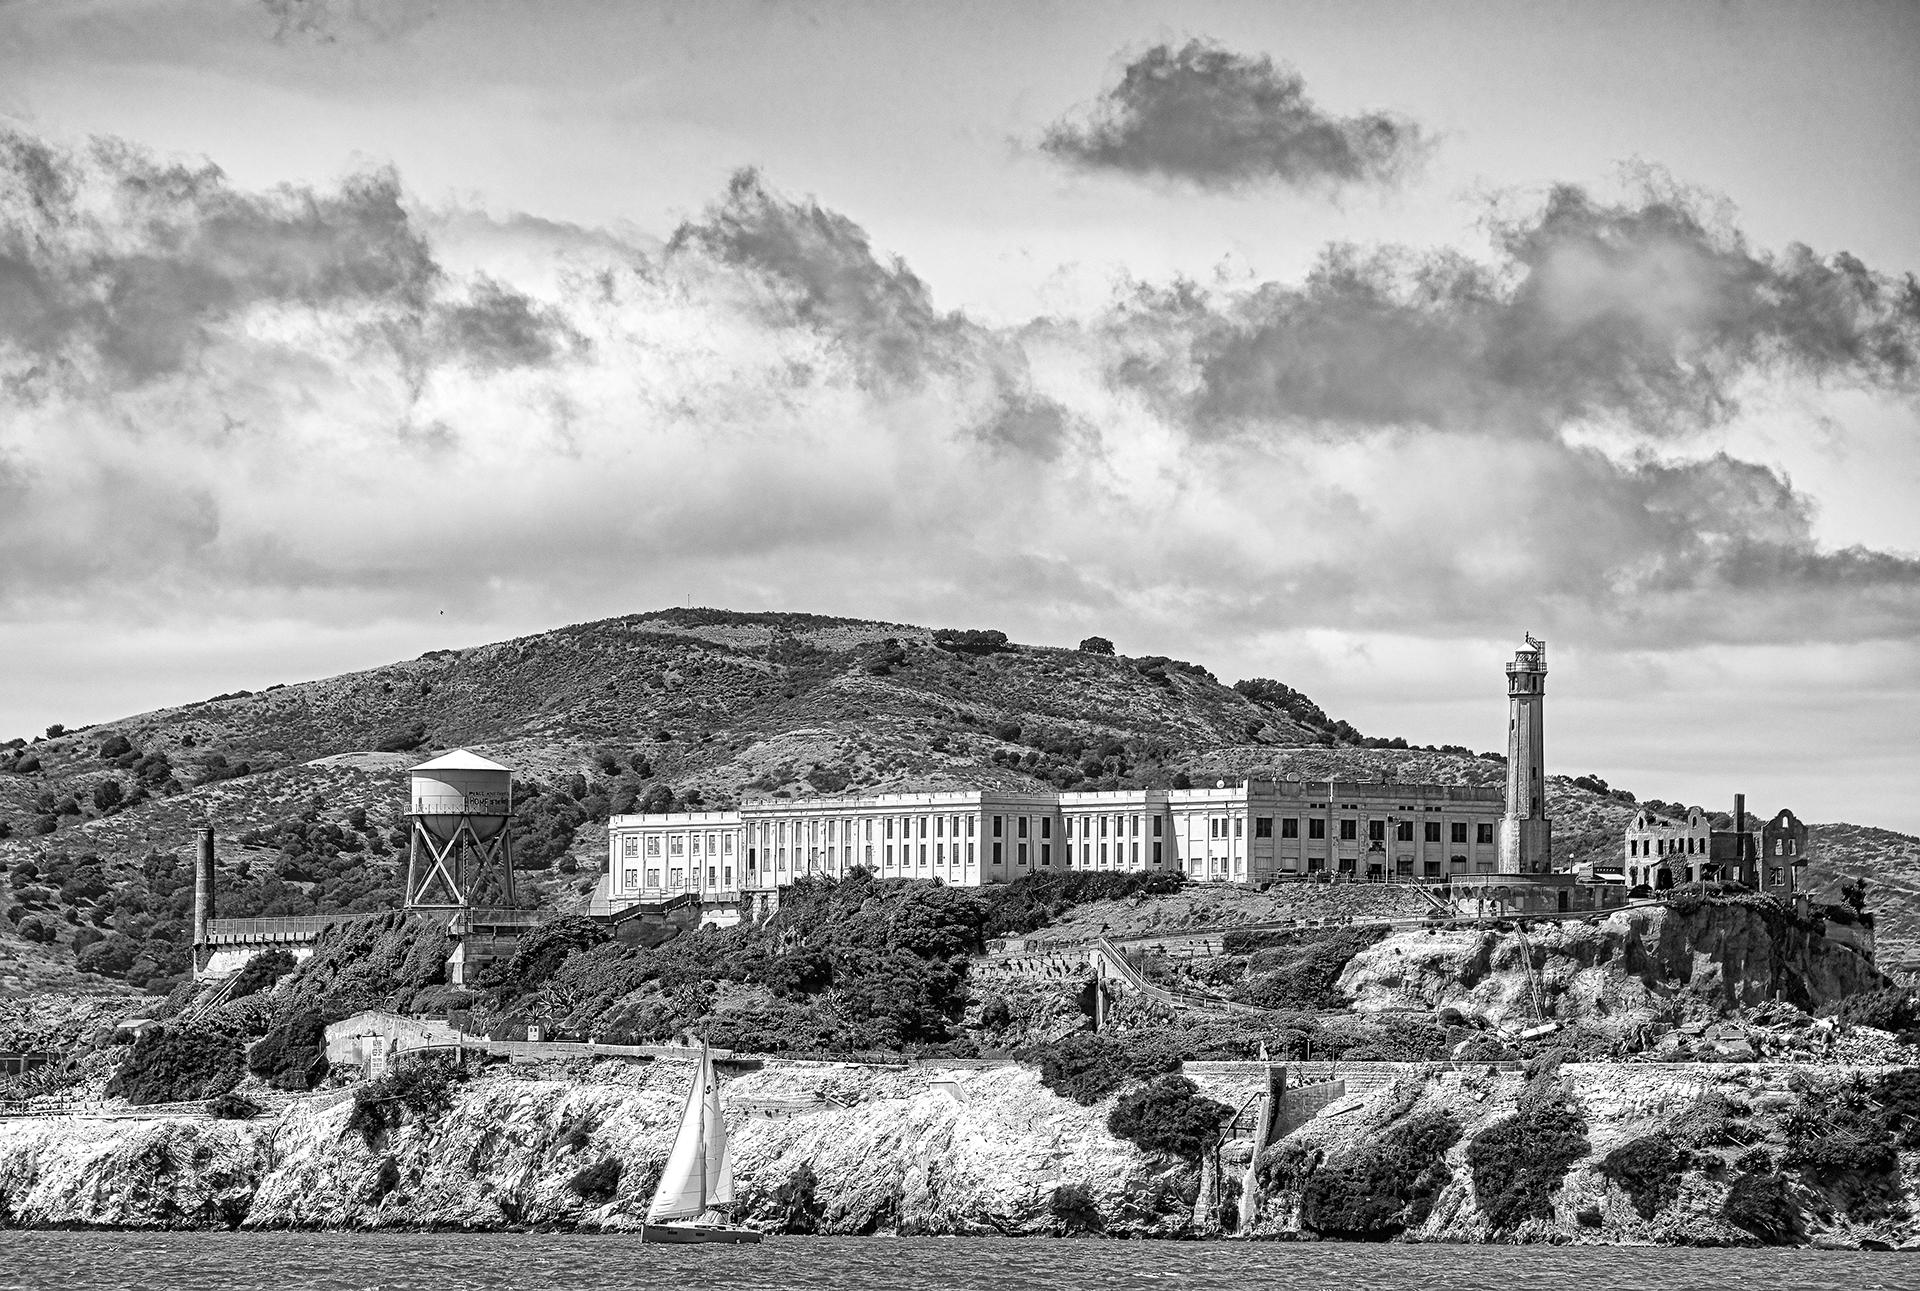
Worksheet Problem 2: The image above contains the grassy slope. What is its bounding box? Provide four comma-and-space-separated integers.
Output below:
0, 607, 1903, 986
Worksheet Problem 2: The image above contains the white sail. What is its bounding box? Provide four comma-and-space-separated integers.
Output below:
703, 1054, 733, 1208
648, 1046, 720, 1222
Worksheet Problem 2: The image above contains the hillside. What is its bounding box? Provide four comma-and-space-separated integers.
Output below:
0, 607, 1904, 998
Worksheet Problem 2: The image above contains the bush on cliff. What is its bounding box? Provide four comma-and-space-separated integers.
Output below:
1106, 1074, 1231, 1159
246, 1007, 329, 1091
1781, 1076, 1900, 1212
345, 1054, 464, 1143
226, 948, 297, 1001
1466, 1056, 1589, 1232
1299, 1108, 1462, 1239
479, 915, 610, 997
1597, 1133, 1685, 1220
112, 1024, 245, 1105
206, 1091, 263, 1120
1034, 1032, 1180, 1106
1234, 926, 1390, 1011
978, 870, 1184, 938
1820, 987, 1920, 1036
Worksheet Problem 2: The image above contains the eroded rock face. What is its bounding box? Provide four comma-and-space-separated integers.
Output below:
1245, 1063, 1920, 1251
0, 1063, 1200, 1236
1339, 903, 1887, 1030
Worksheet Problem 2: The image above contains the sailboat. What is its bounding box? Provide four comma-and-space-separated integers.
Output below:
641, 1043, 762, 1244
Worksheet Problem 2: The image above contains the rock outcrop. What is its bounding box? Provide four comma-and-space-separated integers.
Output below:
1339, 900, 1887, 1033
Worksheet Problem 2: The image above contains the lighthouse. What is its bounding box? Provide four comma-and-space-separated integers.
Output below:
1498, 634, 1552, 875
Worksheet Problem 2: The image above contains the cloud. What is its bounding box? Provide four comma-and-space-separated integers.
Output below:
1041, 40, 1429, 192
1107, 180, 1920, 441
0, 129, 1916, 664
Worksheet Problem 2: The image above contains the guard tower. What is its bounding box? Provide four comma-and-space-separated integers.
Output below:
1498, 634, 1552, 875
405, 749, 517, 913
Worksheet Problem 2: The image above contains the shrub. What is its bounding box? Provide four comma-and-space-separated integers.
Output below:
346, 1054, 463, 1142
568, 1158, 622, 1203
1879, 1068, 1920, 1147
206, 1092, 264, 1120
1235, 926, 1389, 1011
1077, 637, 1115, 655
246, 1008, 329, 1091
1821, 987, 1920, 1034
98, 734, 133, 761
1034, 1032, 1179, 1106
1723, 1169, 1800, 1244
227, 948, 297, 1001
1598, 1133, 1684, 1219
1299, 1108, 1462, 1239
112, 1025, 245, 1105
375, 723, 428, 753
1466, 1058, 1589, 1232
1106, 1074, 1231, 1159
931, 628, 1010, 655
91, 780, 124, 812
1782, 1077, 1898, 1182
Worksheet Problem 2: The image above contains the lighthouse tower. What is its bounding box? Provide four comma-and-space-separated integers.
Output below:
1498, 634, 1552, 874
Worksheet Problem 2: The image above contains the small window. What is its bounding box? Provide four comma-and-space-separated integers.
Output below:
1281, 817, 1299, 839
1396, 821, 1413, 842
1477, 823, 1494, 845
1451, 822, 1468, 844
1367, 820, 1385, 842
1152, 815, 1163, 837
1039, 843, 1049, 866
1255, 816, 1273, 839
1039, 816, 1049, 839
1234, 817, 1244, 838
1339, 819, 1357, 841
992, 815, 1003, 837
1018, 817, 1030, 838
1424, 821, 1442, 843
1017, 843, 1028, 866
1309, 819, 1327, 840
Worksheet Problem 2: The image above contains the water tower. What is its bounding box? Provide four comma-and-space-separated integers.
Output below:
404, 749, 517, 912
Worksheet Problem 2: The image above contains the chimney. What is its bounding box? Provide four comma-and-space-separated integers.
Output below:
193, 827, 216, 946
1733, 793, 1746, 835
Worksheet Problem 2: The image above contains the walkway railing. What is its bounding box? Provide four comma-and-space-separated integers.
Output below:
203, 913, 379, 943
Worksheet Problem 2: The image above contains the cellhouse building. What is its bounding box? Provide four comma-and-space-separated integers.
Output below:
595, 641, 1588, 925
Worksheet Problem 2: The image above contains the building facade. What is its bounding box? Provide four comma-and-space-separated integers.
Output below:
603, 778, 1507, 911
1622, 794, 1807, 895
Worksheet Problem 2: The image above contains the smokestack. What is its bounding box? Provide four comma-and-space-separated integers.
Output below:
194, 827, 215, 946
1734, 793, 1746, 835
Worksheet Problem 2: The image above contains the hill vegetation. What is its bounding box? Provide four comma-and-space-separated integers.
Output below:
0, 606, 1910, 991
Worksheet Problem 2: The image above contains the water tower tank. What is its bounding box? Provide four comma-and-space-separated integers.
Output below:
409, 749, 514, 841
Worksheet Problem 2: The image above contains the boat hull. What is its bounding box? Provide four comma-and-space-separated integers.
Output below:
639, 1223, 763, 1245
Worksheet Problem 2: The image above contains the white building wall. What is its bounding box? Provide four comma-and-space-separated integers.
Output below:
606, 778, 1509, 905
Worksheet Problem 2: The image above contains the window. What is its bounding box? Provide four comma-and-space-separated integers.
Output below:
1339, 819, 1357, 841
919, 845, 927, 864
1425, 821, 1442, 843
621, 836, 638, 859
936, 817, 945, 838
670, 867, 684, 887
723, 834, 734, 854
1309, 819, 1327, 840
707, 865, 716, 886
1152, 815, 1163, 837
670, 835, 684, 855
724, 866, 733, 886
1451, 822, 1469, 844
1367, 820, 1385, 842
623, 868, 638, 888
886, 818, 895, 838
1100, 843, 1108, 865
993, 842, 1003, 864
646, 868, 660, 887
864, 845, 873, 864
1281, 817, 1299, 839
1153, 841, 1163, 864
918, 817, 928, 838
1131, 842, 1140, 864
1396, 821, 1413, 841
646, 836, 661, 856
966, 843, 974, 863
1099, 815, 1108, 837
1131, 815, 1140, 836
1040, 843, 1050, 866
1017, 843, 1028, 866
1082, 843, 1091, 865
1255, 817, 1273, 839
885, 845, 895, 867
967, 816, 976, 837
1018, 817, 1029, 838
993, 815, 1003, 837
1039, 817, 1049, 839
1234, 817, 1243, 838
1477, 823, 1494, 845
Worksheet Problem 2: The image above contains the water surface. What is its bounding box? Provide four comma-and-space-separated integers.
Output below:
3, 1232, 1907, 1291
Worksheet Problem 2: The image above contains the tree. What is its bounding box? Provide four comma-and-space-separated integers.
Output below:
92, 779, 125, 812
1078, 636, 1115, 655
45, 724, 65, 738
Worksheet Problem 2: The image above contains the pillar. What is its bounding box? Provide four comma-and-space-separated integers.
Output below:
193, 826, 216, 972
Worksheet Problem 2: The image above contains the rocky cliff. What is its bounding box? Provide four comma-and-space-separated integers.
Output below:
1339, 899, 1888, 1037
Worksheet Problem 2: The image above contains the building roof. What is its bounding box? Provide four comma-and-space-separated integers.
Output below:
410, 748, 511, 774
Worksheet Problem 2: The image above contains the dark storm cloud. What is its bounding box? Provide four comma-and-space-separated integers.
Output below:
1041, 40, 1428, 192
668, 168, 966, 386
1126, 183, 1920, 439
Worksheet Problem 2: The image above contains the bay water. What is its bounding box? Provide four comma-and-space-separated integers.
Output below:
0, 1233, 1908, 1291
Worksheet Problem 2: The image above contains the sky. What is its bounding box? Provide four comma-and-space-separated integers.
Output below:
1, 0, 1917, 830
